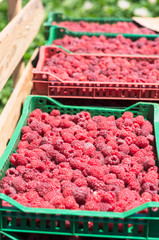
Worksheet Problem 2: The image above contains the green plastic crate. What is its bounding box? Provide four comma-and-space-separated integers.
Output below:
1, 95, 159, 239
44, 12, 159, 43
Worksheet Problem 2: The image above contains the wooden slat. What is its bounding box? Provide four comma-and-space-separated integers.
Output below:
0, 49, 38, 158
7, 0, 22, 21
133, 17, 159, 32
0, 0, 44, 91
7, 0, 24, 87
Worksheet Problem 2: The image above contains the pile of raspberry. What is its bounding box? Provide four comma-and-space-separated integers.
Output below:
52, 21, 155, 34
0, 109, 158, 213
43, 52, 159, 83
54, 35, 159, 55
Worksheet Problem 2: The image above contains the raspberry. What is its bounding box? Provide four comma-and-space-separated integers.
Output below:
102, 191, 116, 204
84, 142, 96, 156
36, 182, 53, 197
105, 155, 120, 165
134, 115, 145, 125
118, 188, 135, 203
101, 145, 112, 157
74, 111, 91, 123
22, 131, 39, 143
72, 187, 88, 205
98, 202, 114, 211
12, 176, 26, 193
122, 112, 133, 119
141, 192, 152, 202
10, 153, 28, 167
74, 178, 87, 187
21, 126, 32, 134
62, 132, 75, 143
64, 196, 79, 209
28, 139, 42, 150
114, 200, 128, 212
106, 179, 125, 189
44, 191, 60, 201
143, 159, 155, 170
94, 136, 105, 151
87, 176, 105, 191
25, 191, 39, 203
103, 173, 117, 184
129, 144, 139, 155
62, 188, 73, 198
142, 120, 153, 133
72, 170, 84, 181
142, 182, 158, 195
27, 180, 39, 190
17, 141, 28, 149
54, 152, 67, 164
85, 165, 104, 181
40, 137, 53, 145
87, 119, 97, 131
142, 171, 158, 185
50, 109, 60, 117
128, 180, 141, 192
69, 158, 85, 171
85, 201, 99, 211
87, 158, 102, 166
6, 168, 19, 177
4, 186, 16, 195
50, 195, 64, 208
110, 165, 126, 180
118, 143, 130, 155
125, 200, 140, 211
136, 136, 149, 148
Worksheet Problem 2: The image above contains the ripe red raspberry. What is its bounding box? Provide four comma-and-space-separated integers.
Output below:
128, 180, 141, 192
54, 153, 67, 164
64, 196, 79, 210
98, 202, 114, 211
94, 136, 105, 151
107, 140, 117, 150
17, 141, 28, 149
87, 176, 105, 191
27, 180, 39, 190
101, 145, 112, 157
87, 119, 97, 131
103, 173, 117, 184
10, 153, 28, 167
12, 176, 26, 193
118, 143, 130, 155
22, 131, 40, 143
62, 188, 73, 198
50, 195, 64, 208
50, 109, 60, 117
141, 192, 152, 202
62, 132, 75, 143
118, 188, 135, 203
73, 142, 85, 152
87, 158, 102, 166
6, 168, 19, 177
129, 144, 139, 155
84, 142, 96, 157
74, 111, 91, 123
122, 112, 133, 119
134, 115, 145, 125
36, 182, 53, 197
21, 126, 32, 134
72, 170, 84, 181
107, 179, 125, 189
135, 136, 149, 148
69, 158, 85, 171
85, 201, 99, 211
142, 171, 158, 185
3, 186, 16, 195
142, 182, 158, 195
85, 165, 104, 181
44, 190, 61, 202
110, 165, 126, 180
142, 120, 153, 133
143, 158, 155, 170
105, 155, 120, 165
125, 200, 140, 211
74, 178, 87, 187
30, 159, 46, 172
73, 187, 88, 205
25, 190, 39, 203
102, 191, 116, 204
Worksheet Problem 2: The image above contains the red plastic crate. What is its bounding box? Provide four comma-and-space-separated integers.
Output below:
32, 46, 159, 100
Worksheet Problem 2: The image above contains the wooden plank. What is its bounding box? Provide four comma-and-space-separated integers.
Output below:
0, 49, 38, 158
133, 17, 159, 33
7, 0, 22, 21
7, 0, 24, 87
0, 0, 44, 91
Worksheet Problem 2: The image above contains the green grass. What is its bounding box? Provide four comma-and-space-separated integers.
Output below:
0, 0, 159, 113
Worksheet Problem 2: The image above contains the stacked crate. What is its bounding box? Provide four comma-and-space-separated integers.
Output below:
1, 11, 159, 240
